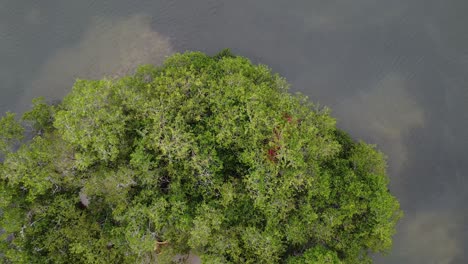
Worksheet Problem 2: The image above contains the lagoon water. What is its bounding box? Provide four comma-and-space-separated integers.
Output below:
1, 1, 468, 263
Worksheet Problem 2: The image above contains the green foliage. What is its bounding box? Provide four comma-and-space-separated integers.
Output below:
22, 97, 55, 134
287, 246, 342, 264
0, 51, 402, 263
213, 48, 236, 61
0, 112, 24, 155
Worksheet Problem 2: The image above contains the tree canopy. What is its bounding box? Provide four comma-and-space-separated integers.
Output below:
0, 50, 402, 263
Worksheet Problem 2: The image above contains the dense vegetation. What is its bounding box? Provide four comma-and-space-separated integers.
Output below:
0, 50, 401, 263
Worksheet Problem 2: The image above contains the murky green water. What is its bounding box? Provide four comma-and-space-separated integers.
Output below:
1, 1, 467, 262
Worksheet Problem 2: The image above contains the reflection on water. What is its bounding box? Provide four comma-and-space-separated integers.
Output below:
1, 0, 468, 263
17, 14, 173, 112
337, 73, 425, 173
392, 211, 463, 264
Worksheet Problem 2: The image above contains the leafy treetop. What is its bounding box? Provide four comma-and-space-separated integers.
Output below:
0, 50, 401, 263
